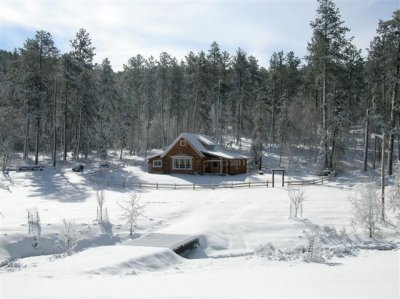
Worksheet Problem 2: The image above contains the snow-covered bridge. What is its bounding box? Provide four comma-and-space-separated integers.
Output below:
126, 233, 200, 255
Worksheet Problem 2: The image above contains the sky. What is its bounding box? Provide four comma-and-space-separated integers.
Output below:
0, 0, 398, 71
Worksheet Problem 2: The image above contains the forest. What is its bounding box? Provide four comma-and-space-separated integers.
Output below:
0, 0, 399, 174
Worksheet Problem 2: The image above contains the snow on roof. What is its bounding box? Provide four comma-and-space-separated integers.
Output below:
161, 133, 248, 160
146, 153, 161, 160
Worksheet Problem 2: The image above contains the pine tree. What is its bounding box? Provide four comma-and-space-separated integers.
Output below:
19, 31, 59, 164
367, 11, 400, 175
232, 48, 250, 149
69, 28, 96, 161
97, 58, 117, 160
307, 0, 355, 170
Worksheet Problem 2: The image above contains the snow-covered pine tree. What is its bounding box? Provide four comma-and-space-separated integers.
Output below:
306, 0, 356, 170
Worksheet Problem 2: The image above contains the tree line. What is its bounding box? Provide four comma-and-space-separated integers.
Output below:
0, 0, 399, 173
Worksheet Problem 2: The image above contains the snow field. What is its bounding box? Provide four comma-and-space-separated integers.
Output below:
1, 165, 399, 298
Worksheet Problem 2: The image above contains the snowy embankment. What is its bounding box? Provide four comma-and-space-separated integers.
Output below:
0, 164, 399, 298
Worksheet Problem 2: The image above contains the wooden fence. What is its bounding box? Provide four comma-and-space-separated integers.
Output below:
88, 169, 325, 190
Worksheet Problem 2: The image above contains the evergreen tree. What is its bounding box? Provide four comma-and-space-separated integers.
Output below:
307, 0, 354, 170
19, 31, 59, 164
69, 28, 96, 161
367, 10, 400, 174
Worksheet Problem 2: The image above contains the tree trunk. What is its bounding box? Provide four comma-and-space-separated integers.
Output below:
387, 34, 400, 176
76, 108, 82, 162
269, 96, 275, 153
329, 133, 336, 170
373, 134, 377, 169
2, 144, 9, 172
52, 80, 58, 167
34, 115, 40, 165
161, 73, 166, 148
145, 99, 151, 158
322, 69, 329, 169
192, 88, 198, 134
238, 93, 243, 150
23, 109, 30, 160
363, 109, 369, 171
215, 79, 221, 142
137, 94, 141, 155
63, 92, 68, 161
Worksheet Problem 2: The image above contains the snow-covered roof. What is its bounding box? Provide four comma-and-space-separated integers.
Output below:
161, 133, 248, 160
146, 153, 162, 160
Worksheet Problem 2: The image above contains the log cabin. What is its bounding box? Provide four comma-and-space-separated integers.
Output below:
147, 133, 248, 175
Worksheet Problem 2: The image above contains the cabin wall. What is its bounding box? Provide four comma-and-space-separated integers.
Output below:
227, 159, 247, 175
148, 137, 203, 174
165, 137, 203, 174
148, 157, 164, 174
148, 137, 248, 175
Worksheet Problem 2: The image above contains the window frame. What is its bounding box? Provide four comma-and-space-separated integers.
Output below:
180, 140, 187, 147
152, 159, 163, 168
172, 157, 192, 170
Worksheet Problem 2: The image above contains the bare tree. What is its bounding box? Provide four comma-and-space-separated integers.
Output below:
27, 208, 41, 248
61, 219, 78, 255
119, 192, 145, 237
288, 188, 305, 218
348, 183, 382, 238
96, 190, 105, 222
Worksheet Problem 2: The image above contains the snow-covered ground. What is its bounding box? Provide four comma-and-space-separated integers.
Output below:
0, 160, 399, 298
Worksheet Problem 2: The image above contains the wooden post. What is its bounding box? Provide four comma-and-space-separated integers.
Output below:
282, 171, 285, 187
249, 181, 251, 188
156, 182, 159, 190
272, 171, 275, 187
193, 183, 195, 190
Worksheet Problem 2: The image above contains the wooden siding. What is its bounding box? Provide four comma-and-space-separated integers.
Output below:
227, 159, 247, 175
148, 137, 203, 174
148, 137, 248, 175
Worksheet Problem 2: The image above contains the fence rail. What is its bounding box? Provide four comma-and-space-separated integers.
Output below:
88, 169, 326, 190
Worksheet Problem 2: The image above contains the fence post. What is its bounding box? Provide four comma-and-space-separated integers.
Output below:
156, 182, 158, 190
123, 178, 126, 188
193, 183, 195, 190
174, 183, 176, 190
321, 177, 324, 184
267, 180, 269, 187
139, 183, 142, 188
313, 179, 315, 184
231, 183, 233, 188
249, 181, 251, 188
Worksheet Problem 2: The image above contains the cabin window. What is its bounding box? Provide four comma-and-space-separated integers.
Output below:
180, 140, 186, 147
172, 157, 192, 170
153, 160, 162, 168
